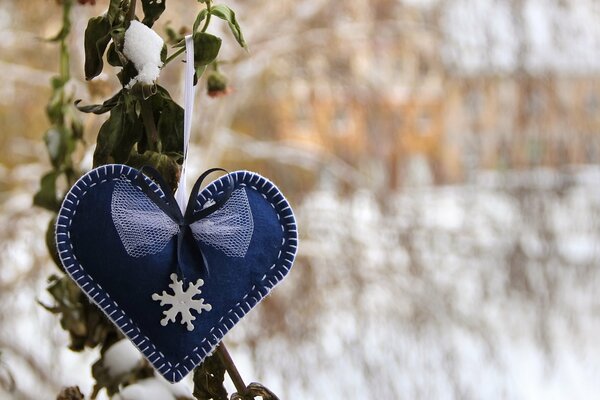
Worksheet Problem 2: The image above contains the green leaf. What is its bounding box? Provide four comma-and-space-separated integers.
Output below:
46, 91, 66, 125
210, 5, 247, 49
141, 0, 167, 27
164, 24, 181, 45
50, 76, 67, 90
93, 103, 126, 166
106, 43, 123, 67
93, 93, 145, 166
75, 91, 123, 114
84, 16, 112, 80
70, 117, 84, 140
153, 86, 184, 155
193, 65, 207, 86
44, 127, 75, 169
192, 32, 222, 67
44, 128, 63, 164
33, 171, 60, 212
161, 44, 168, 64
192, 8, 209, 33
45, 217, 62, 268
111, 92, 142, 163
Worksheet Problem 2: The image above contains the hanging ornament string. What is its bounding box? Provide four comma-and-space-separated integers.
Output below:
130, 35, 234, 280
174, 34, 197, 213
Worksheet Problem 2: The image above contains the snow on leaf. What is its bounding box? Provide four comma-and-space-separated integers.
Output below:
151, 273, 212, 331
123, 20, 164, 87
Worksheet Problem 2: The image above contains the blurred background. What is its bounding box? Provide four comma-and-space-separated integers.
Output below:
1, 0, 600, 398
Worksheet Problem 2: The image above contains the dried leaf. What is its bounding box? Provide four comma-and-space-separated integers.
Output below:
84, 16, 112, 80
142, 0, 167, 27
127, 151, 180, 190
34, 171, 60, 212
46, 275, 87, 342
118, 62, 139, 87
93, 102, 126, 166
153, 86, 184, 155
56, 386, 84, 400
75, 90, 123, 114
192, 353, 228, 400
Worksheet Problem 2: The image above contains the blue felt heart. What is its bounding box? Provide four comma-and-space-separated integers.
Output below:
55, 164, 298, 382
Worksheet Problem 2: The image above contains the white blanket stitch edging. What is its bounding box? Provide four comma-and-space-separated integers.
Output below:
55, 164, 298, 383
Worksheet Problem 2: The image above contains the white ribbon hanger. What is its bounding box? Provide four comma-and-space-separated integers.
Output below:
174, 34, 197, 213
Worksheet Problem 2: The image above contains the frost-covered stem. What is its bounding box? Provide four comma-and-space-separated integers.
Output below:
140, 100, 158, 150
216, 344, 248, 396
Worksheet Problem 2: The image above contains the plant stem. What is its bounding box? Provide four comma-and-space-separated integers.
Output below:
164, 0, 212, 66
200, 1, 213, 33
216, 343, 248, 396
59, 1, 72, 82
164, 47, 185, 65
126, 0, 137, 22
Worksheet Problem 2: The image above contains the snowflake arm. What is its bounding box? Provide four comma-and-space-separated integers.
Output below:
151, 274, 212, 331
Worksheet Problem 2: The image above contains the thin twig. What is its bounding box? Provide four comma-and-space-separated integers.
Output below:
126, 0, 137, 22
216, 343, 248, 396
164, 47, 185, 65
200, 1, 213, 33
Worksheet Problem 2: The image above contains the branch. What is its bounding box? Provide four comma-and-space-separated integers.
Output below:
216, 344, 247, 395
216, 344, 281, 400
126, 0, 137, 22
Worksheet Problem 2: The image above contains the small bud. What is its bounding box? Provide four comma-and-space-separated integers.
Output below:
206, 70, 232, 98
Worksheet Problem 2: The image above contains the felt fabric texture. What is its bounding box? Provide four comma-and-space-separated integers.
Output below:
55, 164, 298, 383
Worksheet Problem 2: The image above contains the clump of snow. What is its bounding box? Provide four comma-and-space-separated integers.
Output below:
122, 20, 164, 88
113, 377, 192, 400
102, 339, 143, 378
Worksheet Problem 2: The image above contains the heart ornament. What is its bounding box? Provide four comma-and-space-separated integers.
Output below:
55, 163, 297, 382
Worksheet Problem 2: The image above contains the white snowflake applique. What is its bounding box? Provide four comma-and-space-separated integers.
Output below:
151, 273, 212, 331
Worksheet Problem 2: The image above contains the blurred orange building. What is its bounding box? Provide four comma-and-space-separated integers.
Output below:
232, 2, 600, 188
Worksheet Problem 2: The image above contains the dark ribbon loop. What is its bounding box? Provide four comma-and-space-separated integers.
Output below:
134, 166, 234, 281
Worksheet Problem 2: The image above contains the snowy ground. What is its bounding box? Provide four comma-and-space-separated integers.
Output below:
1, 165, 600, 399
